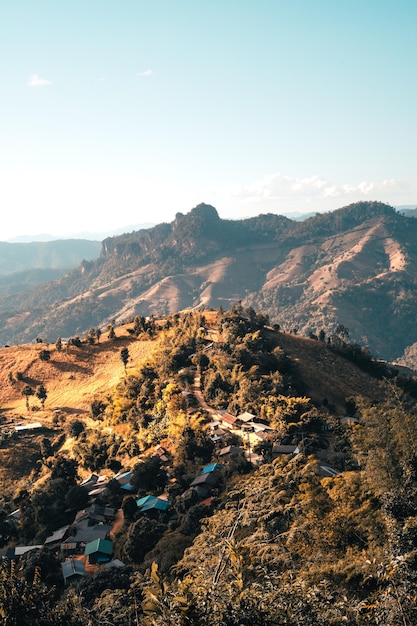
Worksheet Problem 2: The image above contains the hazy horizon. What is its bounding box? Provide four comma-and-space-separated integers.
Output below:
4, 201, 417, 244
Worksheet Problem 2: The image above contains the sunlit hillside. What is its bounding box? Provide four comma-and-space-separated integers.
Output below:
0, 328, 157, 420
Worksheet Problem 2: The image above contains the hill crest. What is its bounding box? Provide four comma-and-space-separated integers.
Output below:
0, 200, 416, 362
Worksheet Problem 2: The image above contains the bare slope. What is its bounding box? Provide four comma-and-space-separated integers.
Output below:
0, 330, 157, 421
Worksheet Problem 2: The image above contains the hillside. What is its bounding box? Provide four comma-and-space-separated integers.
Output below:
0, 309, 391, 498
0, 318, 386, 426
0, 329, 156, 419
1, 201, 417, 362
0, 308, 416, 625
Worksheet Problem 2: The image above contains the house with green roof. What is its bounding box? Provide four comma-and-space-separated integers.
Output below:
140, 497, 169, 513
136, 495, 157, 509
84, 538, 113, 564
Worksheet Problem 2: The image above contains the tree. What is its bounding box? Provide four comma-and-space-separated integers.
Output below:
50, 456, 78, 485
68, 335, 82, 347
87, 327, 96, 344
67, 419, 85, 438
65, 485, 89, 512
55, 337, 62, 352
22, 385, 34, 411
122, 516, 166, 564
38, 349, 50, 362
39, 437, 53, 460
120, 347, 129, 371
36, 385, 47, 409
108, 325, 116, 340
91, 399, 107, 420
19, 547, 61, 587
121, 496, 139, 522
0, 559, 84, 626
130, 456, 168, 494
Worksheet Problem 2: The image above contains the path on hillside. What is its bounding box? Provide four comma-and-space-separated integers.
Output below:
192, 374, 222, 420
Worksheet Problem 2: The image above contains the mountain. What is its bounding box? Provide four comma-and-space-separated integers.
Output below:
0, 239, 101, 276
6, 223, 155, 243
1, 201, 417, 362
396, 204, 417, 217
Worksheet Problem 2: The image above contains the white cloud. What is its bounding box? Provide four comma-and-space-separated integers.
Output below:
205, 173, 412, 219
27, 74, 51, 87
226, 173, 408, 204
136, 69, 153, 77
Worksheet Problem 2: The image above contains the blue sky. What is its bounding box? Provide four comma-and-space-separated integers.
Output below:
1, 0, 416, 239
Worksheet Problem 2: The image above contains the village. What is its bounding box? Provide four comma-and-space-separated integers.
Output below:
1, 391, 347, 587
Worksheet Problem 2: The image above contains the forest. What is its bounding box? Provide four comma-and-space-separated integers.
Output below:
0, 306, 416, 625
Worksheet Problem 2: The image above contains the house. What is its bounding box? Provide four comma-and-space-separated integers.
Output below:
70, 524, 112, 546
272, 444, 300, 456
155, 446, 171, 464
84, 538, 113, 564
87, 503, 115, 521
218, 445, 241, 462
44, 525, 71, 549
14, 422, 43, 433
136, 495, 169, 514
340, 416, 360, 426
209, 427, 227, 443
6, 509, 21, 526
252, 430, 269, 442
114, 470, 135, 491
252, 422, 274, 433
317, 463, 340, 478
190, 471, 221, 499
114, 470, 132, 486
236, 412, 256, 426
79, 473, 101, 491
136, 495, 157, 509
88, 485, 108, 498
120, 482, 135, 492
73, 504, 115, 528
73, 511, 105, 528
219, 413, 238, 429
140, 497, 169, 513
104, 558, 126, 569
61, 558, 87, 584
201, 463, 223, 474
60, 542, 78, 556
14, 545, 43, 557
190, 473, 220, 488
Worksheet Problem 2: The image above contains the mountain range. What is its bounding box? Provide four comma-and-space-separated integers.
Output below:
1, 200, 417, 364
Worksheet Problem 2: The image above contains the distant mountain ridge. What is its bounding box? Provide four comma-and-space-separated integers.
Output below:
0, 239, 101, 276
6, 223, 155, 243
1, 201, 417, 362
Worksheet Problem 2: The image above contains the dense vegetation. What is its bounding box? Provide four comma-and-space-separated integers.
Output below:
0, 306, 416, 624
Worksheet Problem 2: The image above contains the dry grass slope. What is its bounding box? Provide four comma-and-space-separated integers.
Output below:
0, 328, 157, 422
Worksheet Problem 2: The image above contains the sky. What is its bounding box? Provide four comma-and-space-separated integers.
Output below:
1, 0, 416, 240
